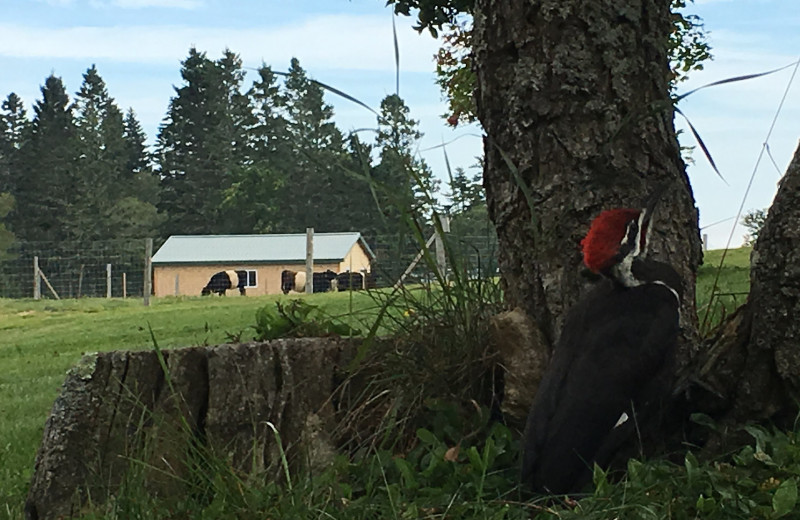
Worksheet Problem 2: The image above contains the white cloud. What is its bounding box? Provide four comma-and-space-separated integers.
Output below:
0, 15, 440, 73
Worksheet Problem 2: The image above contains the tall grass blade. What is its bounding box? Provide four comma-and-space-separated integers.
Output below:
271, 70, 386, 125
675, 107, 727, 184
675, 60, 800, 102
418, 133, 483, 153
392, 12, 400, 96
266, 421, 295, 505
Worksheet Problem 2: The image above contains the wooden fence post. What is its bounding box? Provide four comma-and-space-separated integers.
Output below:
33, 256, 41, 300
434, 214, 450, 281
306, 228, 314, 294
174, 274, 180, 296
122, 273, 127, 299
106, 264, 112, 299
144, 238, 153, 306
394, 234, 437, 289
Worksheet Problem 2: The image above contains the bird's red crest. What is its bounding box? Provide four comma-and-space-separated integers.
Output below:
581, 208, 641, 273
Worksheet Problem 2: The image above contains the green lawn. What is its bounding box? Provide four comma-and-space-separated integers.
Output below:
0, 248, 753, 517
697, 247, 752, 332
0, 290, 380, 516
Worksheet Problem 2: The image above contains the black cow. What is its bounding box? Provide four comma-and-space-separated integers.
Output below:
336, 271, 364, 291
202, 270, 247, 296
313, 270, 338, 292
363, 271, 378, 289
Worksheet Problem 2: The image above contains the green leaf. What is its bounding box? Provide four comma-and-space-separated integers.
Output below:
696, 494, 717, 513
773, 478, 797, 518
734, 445, 755, 467
593, 463, 610, 496
685, 451, 699, 487
467, 446, 484, 472
393, 457, 418, 490
416, 428, 438, 446
627, 458, 643, 483
690, 412, 718, 432
745, 425, 770, 453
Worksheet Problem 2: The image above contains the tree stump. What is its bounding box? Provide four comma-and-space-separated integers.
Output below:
25, 338, 358, 520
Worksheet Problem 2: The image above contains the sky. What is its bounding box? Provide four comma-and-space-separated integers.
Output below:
0, 0, 798, 250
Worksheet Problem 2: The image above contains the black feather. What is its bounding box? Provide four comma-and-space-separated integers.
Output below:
521, 270, 679, 494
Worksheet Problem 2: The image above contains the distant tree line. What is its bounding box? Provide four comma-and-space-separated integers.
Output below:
0, 48, 488, 257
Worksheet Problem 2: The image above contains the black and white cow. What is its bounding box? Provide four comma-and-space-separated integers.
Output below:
280, 270, 308, 293
201, 270, 247, 296
281, 269, 337, 293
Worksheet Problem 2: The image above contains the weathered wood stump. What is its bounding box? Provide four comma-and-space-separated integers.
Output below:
25, 338, 358, 520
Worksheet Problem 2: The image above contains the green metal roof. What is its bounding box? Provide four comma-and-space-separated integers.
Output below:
152, 233, 374, 265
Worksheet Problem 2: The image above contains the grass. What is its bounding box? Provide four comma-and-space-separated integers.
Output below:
0, 246, 767, 518
697, 247, 752, 333
0, 290, 380, 517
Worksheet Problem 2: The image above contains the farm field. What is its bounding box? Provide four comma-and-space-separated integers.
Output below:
0, 248, 751, 517
696, 246, 752, 332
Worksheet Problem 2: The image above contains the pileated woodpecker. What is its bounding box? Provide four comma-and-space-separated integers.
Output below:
521, 191, 682, 495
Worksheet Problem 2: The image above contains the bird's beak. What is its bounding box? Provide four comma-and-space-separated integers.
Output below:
642, 183, 669, 225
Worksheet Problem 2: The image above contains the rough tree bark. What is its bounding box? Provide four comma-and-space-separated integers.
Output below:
473, 0, 702, 365
693, 140, 800, 444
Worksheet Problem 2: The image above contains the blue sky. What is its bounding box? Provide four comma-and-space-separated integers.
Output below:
1, 0, 798, 250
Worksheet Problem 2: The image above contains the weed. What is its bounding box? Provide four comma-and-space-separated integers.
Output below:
254, 299, 361, 340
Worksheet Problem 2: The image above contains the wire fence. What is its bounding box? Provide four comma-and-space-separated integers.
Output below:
370, 232, 499, 287
0, 239, 159, 300
0, 232, 498, 300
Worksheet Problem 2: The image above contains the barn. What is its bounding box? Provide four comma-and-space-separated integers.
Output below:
151, 232, 374, 297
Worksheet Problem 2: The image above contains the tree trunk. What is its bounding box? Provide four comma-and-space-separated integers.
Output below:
472, 0, 702, 363
693, 140, 800, 445
747, 140, 800, 416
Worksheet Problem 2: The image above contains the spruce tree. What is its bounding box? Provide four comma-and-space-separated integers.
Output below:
277, 58, 348, 233
122, 108, 149, 177
221, 64, 288, 233
0, 93, 30, 195
0, 192, 15, 259
110, 108, 163, 239
157, 48, 251, 236
11, 75, 77, 242
373, 94, 436, 238
71, 65, 129, 240
445, 166, 495, 269
339, 132, 384, 241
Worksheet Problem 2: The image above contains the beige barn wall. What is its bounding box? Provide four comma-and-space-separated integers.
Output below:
315, 262, 340, 273
338, 244, 371, 273
154, 264, 299, 297
153, 260, 365, 297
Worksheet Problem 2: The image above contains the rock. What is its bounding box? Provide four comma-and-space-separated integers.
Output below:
490, 307, 550, 430
25, 338, 357, 520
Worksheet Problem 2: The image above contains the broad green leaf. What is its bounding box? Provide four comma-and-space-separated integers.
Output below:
416, 427, 437, 446
773, 478, 797, 518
